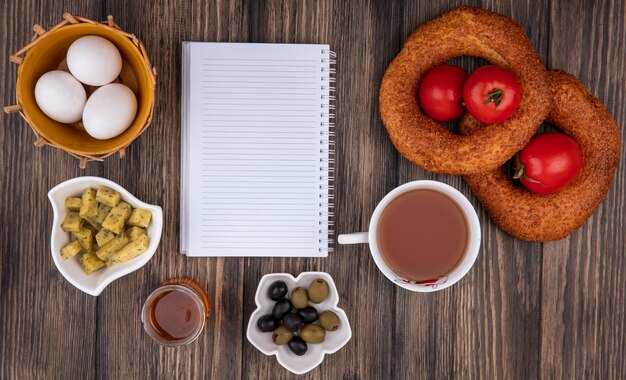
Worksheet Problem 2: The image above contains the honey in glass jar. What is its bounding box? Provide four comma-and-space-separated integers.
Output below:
141, 278, 210, 347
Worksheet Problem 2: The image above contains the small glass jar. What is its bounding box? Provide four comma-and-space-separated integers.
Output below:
141, 278, 210, 347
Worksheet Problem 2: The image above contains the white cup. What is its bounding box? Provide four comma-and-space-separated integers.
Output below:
338, 180, 481, 292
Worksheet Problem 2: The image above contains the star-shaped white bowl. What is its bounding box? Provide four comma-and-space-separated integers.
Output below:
48, 176, 163, 296
246, 272, 352, 375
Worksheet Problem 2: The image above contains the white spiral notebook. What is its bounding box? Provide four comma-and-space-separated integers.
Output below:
180, 42, 335, 257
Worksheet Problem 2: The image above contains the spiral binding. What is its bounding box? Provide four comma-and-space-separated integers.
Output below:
319, 49, 336, 254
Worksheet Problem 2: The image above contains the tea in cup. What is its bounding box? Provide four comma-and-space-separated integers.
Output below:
338, 180, 481, 292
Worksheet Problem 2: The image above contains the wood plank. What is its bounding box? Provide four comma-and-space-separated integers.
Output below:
393, 1, 548, 379
239, 1, 339, 379
93, 1, 247, 379
239, 0, 402, 378
541, 1, 626, 378
324, 1, 406, 377
0, 1, 103, 379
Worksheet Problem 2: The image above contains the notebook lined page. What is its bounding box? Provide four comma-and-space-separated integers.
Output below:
181, 42, 333, 257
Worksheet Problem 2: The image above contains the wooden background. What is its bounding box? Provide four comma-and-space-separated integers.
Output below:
1, 0, 624, 379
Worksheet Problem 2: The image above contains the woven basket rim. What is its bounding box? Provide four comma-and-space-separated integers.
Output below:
5, 13, 157, 168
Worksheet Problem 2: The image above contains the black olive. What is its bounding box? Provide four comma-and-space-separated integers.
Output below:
257, 314, 279, 333
268, 281, 288, 301
297, 306, 318, 323
272, 298, 293, 319
288, 336, 308, 356
282, 313, 303, 332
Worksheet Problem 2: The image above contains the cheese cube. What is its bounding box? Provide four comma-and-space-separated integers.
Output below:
96, 185, 122, 207
107, 235, 150, 266
95, 229, 115, 247
79, 252, 105, 275
126, 208, 152, 228
125, 226, 146, 241
60, 240, 82, 260
79, 188, 98, 219
93, 203, 112, 225
101, 202, 131, 234
95, 233, 129, 261
64, 197, 82, 211
61, 212, 83, 233
71, 228, 94, 251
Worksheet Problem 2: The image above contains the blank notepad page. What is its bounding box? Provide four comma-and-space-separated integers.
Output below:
181, 42, 334, 257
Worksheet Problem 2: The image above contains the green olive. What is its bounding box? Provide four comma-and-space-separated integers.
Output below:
319, 311, 340, 331
307, 279, 329, 303
272, 326, 293, 345
300, 324, 326, 344
291, 287, 309, 309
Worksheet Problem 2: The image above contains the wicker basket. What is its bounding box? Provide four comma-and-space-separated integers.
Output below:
4, 13, 157, 168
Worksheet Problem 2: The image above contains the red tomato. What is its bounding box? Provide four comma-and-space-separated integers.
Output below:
418, 65, 468, 122
513, 133, 583, 195
463, 65, 521, 124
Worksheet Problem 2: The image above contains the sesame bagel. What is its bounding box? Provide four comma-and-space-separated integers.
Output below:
379, 7, 550, 174
459, 71, 621, 241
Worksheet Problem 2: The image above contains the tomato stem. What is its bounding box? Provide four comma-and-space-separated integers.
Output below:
513, 159, 542, 185
484, 88, 504, 107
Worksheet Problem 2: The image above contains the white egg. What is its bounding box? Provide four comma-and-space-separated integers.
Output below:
34, 70, 87, 123
67, 35, 122, 86
82, 83, 138, 140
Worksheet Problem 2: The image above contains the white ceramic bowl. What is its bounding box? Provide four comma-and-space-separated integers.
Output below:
48, 176, 163, 296
246, 272, 352, 375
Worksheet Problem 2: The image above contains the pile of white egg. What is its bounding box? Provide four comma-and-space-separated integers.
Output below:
34, 35, 138, 140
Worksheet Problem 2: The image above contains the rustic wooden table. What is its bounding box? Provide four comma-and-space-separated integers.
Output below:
1, 0, 625, 379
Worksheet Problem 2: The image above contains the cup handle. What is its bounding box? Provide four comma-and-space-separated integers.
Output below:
337, 232, 369, 245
